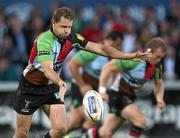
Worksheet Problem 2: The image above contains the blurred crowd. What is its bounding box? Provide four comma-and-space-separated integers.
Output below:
0, 1, 180, 81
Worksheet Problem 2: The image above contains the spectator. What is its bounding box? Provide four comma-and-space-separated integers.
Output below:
6, 14, 28, 67
24, 6, 46, 55
143, 6, 159, 36
122, 20, 136, 52
137, 24, 152, 48
164, 46, 176, 80
0, 6, 7, 45
83, 14, 103, 42
72, 6, 85, 33
0, 54, 19, 81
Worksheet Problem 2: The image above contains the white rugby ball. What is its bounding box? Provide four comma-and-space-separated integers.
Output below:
83, 90, 104, 122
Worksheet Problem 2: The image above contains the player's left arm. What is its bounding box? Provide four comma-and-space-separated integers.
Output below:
85, 41, 150, 60
154, 78, 165, 109
153, 64, 165, 109
71, 33, 150, 60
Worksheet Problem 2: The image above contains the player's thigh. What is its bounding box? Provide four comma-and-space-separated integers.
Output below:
121, 103, 144, 122
42, 105, 50, 117
99, 113, 123, 135
49, 104, 68, 129
15, 113, 33, 131
69, 105, 84, 123
70, 106, 84, 118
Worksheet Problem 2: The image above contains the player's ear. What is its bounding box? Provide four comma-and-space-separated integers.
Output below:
51, 19, 55, 25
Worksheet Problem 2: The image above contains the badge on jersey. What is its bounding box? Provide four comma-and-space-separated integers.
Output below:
76, 34, 84, 41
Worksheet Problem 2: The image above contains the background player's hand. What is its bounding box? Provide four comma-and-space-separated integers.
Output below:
100, 92, 109, 102
157, 99, 166, 110
59, 81, 67, 102
80, 84, 93, 95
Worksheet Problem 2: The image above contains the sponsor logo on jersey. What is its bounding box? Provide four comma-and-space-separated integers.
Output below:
39, 51, 50, 56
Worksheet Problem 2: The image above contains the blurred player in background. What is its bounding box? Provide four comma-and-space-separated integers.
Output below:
66, 31, 124, 136
12, 7, 150, 138
87, 37, 167, 138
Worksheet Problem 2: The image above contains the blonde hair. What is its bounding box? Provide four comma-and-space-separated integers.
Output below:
145, 37, 167, 54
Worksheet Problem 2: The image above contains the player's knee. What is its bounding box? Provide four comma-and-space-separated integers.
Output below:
53, 126, 68, 137
68, 118, 81, 129
14, 128, 29, 138
13, 133, 27, 138
73, 122, 81, 129
99, 127, 113, 138
133, 115, 147, 128
19, 133, 28, 138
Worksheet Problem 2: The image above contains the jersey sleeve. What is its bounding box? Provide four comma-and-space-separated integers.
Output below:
37, 39, 53, 62
68, 33, 88, 49
74, 50, 97, 65
154, 64, 163, 80
115, 59, 139, 71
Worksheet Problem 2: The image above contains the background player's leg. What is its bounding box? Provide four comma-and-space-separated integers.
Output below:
98, 113, 123, 138
121, 103, 147, 138
67, 106, 84, 132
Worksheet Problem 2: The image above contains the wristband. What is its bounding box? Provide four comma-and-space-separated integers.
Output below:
99, 86, 107, 94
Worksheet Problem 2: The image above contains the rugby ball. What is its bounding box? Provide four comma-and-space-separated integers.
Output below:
83, 90, 104, 122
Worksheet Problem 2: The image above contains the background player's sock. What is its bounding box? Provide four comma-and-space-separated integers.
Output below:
43, 131, 51, 138
128, 125, 143, 138
81, 127, 87, 133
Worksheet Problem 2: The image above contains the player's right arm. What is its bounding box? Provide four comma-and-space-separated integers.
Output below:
99, 59, 119, 101
99, 59, 118, 91
99, 59, 135, 91
99, 59, 136, 100
37, 39, 66, 102
40, 61, 67, 102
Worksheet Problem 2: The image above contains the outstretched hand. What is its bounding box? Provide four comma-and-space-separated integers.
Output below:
132, 51, 152, 60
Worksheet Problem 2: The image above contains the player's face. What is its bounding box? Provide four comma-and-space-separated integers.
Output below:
112, 38, 123, 48
52, 16, 73, 39
148, 47, 165, 65
104, 38, 123, 48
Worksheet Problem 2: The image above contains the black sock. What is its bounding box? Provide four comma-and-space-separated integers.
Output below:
81, 127, 87, 133
43, 131, 51, 138
96, 126, 100, 138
